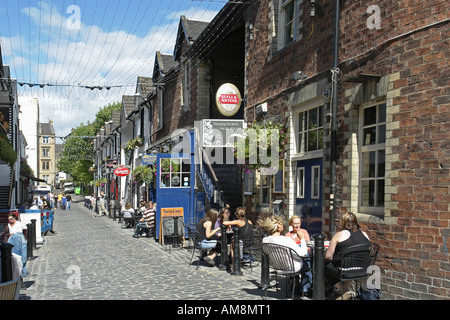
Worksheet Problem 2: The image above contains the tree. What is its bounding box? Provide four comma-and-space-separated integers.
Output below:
57, 101, 122, 184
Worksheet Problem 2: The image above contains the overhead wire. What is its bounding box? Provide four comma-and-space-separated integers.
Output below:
100, 0, 152, 83
84, 0, 133, 84
6, 0, 229, 117
78, 0, 114, 83
42, 0, 54, 83
116, 0, 207, 85
109, 0, 179, 84
48, 0, 67, 84
70, 0, 100, 85
59, 0, 88, 85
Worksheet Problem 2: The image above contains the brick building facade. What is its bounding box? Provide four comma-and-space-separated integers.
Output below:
242, 0, 449, 300
96, 0, 448, 299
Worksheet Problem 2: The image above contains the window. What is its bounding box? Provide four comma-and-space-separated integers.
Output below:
42, 136, 49, 144
311, 165, 320, 199
276, 0, 301, 50
182, 62, 190, 109
157, 88, 164, 130
359, 102, 386, 215
42, 148, 50, 157
42, 161, 50, 170
297, 105, 324, 153
297, 167, 305, 198
259, 172, 272, 205
160, 158, 190, 188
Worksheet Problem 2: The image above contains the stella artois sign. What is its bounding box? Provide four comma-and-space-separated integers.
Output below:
215, 83, 241, 117
114, 166, 130, 177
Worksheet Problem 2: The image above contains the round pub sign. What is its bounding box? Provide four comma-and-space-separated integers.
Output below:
215, 83, 241, 117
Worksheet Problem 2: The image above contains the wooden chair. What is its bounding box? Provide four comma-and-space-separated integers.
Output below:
0, 278, 21, 300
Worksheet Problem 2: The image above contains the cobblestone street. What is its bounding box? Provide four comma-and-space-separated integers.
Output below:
20, 196, 288, 302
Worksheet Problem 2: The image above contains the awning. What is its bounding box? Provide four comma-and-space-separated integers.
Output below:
20, 171, 47, 183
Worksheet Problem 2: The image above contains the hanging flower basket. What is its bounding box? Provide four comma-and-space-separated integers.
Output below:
130, 165, 156, 186
234, 121, 286, 172
122, 137, 144, 153
92, 178, 107, 187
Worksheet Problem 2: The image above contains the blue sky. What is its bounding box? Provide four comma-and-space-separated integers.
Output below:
0, 0, 224, 140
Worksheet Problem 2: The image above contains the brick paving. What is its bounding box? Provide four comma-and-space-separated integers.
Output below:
19, 196, 292, 301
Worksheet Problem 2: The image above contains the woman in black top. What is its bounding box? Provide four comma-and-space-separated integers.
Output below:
223, 207, 253, 264
324, 212, 370, 296
195, 209, 221, 266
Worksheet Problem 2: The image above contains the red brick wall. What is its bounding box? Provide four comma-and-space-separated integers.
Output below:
337, 0, 449, 299
245, 0, 449, 299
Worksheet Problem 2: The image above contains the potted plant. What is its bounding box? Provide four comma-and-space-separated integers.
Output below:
130, 165, 156, 186
234, 121, 286, 172
122, 137, 144, 153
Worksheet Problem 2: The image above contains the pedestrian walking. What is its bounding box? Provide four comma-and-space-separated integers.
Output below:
98, 191, 108, 216
66, 193, 72, 210
62, 194, 67, 210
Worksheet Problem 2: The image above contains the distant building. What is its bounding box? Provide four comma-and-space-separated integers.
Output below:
38, 120, 56, 186
18, 97, 40, 181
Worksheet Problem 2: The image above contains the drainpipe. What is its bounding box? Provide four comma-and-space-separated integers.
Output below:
330, 0, 340, 235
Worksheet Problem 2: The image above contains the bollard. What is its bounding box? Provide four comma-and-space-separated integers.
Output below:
313, 233, 326, 300
26, 223, 33, 261
30, 219, 37, 249
218, 224, 228, 270
173, 217, 179, 248
0, 243, 14, 283
230, 226, 243, 276
113, 206, 117, 221
259, 249, 270, 289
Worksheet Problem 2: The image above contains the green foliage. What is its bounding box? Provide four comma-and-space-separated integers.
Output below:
234, 121, 286, 171
58, 101, 121, 183
0, 131, 17, 167
131, 165, 156, 186
122, 137, 143, 153
20, 157, 35, 177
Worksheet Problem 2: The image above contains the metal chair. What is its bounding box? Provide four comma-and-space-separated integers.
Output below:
185, 218, 200, 252
332, 243, 372, 300
188, 234, 210, 269
261, 242, 305, 300
369, 242, 380, 265
0, 278, 21, 300
162, 218, 185, 252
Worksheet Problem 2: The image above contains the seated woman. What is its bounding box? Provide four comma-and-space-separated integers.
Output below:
121, 202, 135, 228
214, 204, 232, 237
195, 209, 222, 266
285, 215, 312, 296
222, 207, 253, 263
285, 215, 310, 244
259, 215, 308, 273
324, 212, 370, 297
6, 213, 27, 278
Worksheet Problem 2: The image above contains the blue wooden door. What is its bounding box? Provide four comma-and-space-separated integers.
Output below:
295, 158, 323, 237
155, 153, 195, 239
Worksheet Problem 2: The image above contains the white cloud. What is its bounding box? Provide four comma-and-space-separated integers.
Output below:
3, 1, 222, 139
